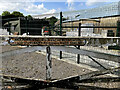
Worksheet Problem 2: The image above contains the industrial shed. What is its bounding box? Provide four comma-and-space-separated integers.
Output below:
59, 2, 120, 37
3, 17, 49, 35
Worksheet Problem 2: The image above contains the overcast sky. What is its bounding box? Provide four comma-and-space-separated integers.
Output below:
0, 0, 119, 16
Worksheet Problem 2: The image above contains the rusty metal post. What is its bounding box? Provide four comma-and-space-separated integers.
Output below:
77, 23, 81, 64
46, 46, 52, 81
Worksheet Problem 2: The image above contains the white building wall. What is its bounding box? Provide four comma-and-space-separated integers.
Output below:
66, 23, 101, 37
0, 29, 9, 35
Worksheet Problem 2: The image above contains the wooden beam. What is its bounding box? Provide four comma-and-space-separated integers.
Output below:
46, 46, 52, 81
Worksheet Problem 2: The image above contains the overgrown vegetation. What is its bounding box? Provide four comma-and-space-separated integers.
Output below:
47, 16, 58, 26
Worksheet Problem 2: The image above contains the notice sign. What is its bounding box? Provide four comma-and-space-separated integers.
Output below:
9, 37, 86, 46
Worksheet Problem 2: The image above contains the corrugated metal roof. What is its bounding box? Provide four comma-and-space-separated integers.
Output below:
63, 2, 120, 22
33, 2, 120, 21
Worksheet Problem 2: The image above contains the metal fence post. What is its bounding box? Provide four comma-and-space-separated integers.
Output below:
25, 17, 28, 35
117, 20, 120, 37
8, 18, 10, 35
77, 23, 81, 64
60, 11, 62, 36
78, 23, 81, 36
46, 46, 52, 81
60, 12, 63, 59
60, 51, 62, 59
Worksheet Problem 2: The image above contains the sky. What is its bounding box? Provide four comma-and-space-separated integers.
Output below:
0, 0, 120, 16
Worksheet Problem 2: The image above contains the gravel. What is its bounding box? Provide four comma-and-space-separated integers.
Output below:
0, 45, 26, 53
1, 45, 120, 89
2, 45, 91, 80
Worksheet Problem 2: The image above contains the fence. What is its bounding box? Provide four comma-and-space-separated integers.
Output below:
1, 15, 120, 89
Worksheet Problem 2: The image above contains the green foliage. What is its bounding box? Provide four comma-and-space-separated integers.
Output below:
27, 15, 33, 18
62, 17, 68, 21
47, 16, 58, 26
26, 15, 33, 19
11, 11, 24, 17
2, 11, 10, 16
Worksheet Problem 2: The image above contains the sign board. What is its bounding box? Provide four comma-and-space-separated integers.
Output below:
9, 37, 86, 46
0, 35, 120, 46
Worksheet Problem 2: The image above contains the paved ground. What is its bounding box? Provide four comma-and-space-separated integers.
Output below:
49, 50, 120, 70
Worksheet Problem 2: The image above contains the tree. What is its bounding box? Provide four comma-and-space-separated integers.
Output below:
47, 16, 58, 26
2, 11, 10, 16
62, 17, 68, 21
11, 11, 24, 17
26, 15, 33, 19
